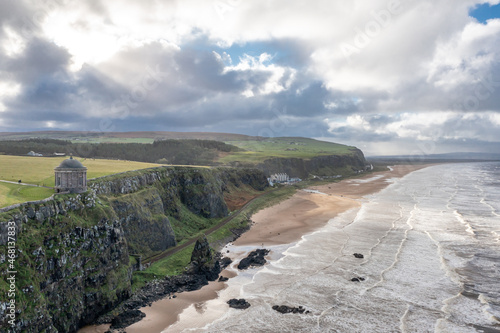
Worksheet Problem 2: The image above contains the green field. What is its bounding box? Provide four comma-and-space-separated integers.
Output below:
0, 155, 162, 208
219, 137, 355, 164
0, 182, 54, 208
71, 137, 155, 144
0, 155, 162, 186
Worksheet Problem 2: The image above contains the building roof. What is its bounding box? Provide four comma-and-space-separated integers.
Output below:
55, 156, 86, 169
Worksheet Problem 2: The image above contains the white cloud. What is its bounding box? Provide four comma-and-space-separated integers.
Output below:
224, 53, 296, 96
326, 111, 500, 143
1, 0, 500, 153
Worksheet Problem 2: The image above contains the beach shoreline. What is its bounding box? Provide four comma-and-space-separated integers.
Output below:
234, 164, 429, 247
80, 164, 431, 333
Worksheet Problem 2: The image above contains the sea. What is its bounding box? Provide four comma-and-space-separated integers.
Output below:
166, 162, 500, 333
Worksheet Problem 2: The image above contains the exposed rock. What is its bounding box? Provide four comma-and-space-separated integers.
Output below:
187, 236, 220, 281
110, 309, 145, 329
220, 256, 232, 269
227, 299, 251, 309
351, 277, 365, 282
218, 276, 229, 282
94, 246, 227, 328
272, 305, 308, 314
237, 249, 270, 270
110, 189, 176, 258
353, 253, 364, 259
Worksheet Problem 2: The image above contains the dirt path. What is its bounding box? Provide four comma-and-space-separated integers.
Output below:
0, 179, 53, 188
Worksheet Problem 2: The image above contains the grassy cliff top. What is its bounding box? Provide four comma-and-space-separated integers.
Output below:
0, 155, 162, 208
219, 137, 357, 164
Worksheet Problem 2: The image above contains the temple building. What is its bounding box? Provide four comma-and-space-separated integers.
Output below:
54, 156, 87, 193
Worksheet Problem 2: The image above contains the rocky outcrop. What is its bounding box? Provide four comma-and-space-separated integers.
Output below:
97, 245, 231, 330
256, 149, 367, 178
272, 305, 310, 314
237, 249, 270, 270
0, 194, 131, 333
351, 277, 366, 282
187, 235, 220, 281
109, 309, 145, 330
110, 188, 176, 258
227, 299, 251, 309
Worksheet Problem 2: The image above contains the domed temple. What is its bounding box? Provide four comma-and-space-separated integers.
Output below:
54, 156, 87, 193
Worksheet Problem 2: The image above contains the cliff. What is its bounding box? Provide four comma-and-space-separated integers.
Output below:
256, 148, 367, 178
0, 166, 268, 332
0, 192, 131, 333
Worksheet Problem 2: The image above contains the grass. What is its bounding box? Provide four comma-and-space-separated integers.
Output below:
0, 154, 162, 207
219, 137, 356, 164
207, 185, 297, 244
71, 137, 155, 144
0, 182, 54, 208
132, 244, 195, 291
0, 155, 162, 187
131, 185, 298, 290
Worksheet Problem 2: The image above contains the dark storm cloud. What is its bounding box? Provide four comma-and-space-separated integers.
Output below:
1, 38, 342, 134
173, 48, 250, 92
4, 37, 71, 83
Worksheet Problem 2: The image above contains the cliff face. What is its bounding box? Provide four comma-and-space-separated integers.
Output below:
0, 166, 268, 332
109, 188, 176, 258
0, 193, 131, 333
256, 148, 367, 178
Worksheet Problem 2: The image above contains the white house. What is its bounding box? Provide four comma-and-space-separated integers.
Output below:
269, 173, 289, 184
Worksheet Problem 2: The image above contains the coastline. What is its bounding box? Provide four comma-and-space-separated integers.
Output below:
234, 164, 429, 247
81, 164, 430, 333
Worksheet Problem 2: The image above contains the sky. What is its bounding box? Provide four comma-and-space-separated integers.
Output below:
1, 0, 500, 155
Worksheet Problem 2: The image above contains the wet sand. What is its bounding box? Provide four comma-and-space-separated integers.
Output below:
126, 269, 237, 333
82, 164, 429, 333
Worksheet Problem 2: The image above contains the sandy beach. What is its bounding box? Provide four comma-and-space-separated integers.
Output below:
80, 164, 430, 333
235, 164, 428, 247
125, 270, 237, 333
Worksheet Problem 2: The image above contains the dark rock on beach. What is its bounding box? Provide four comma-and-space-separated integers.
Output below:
227, 298, 251, 309
220, 256, 233, 269
351, 277, 366, 282
218, 276, 229, 282
353, 253, 364, 259
272, 305, 308, 314
238, 249, 270, 270
110, 309, 146, 329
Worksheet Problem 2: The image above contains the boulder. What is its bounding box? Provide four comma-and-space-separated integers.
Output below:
237, 249, 270, 270
272, 305, 307, 314
227, 298, 251, 309
351, 277, 365, 282
110, 309, 145, 329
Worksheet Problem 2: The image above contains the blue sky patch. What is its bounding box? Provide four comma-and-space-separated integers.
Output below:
181, 36, 307, 67
470, 3, 500, 23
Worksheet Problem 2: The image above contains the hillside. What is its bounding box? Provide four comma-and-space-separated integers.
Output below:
0, 132, 368, 179
0, 131, 260, 142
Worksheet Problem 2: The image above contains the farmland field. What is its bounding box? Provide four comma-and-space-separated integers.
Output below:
0, 155, 162, 208
0, 182, 54, 208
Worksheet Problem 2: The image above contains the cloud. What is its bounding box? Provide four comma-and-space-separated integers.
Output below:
325, 111, 500, 154
0, 0, 499, 154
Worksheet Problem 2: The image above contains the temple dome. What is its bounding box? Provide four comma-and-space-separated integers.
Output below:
55, 156, 86, 169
